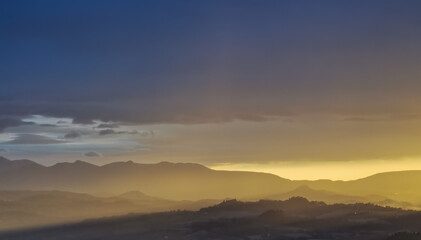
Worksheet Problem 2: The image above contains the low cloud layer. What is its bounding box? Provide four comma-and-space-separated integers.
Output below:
96, 123, 119, 129
98, 129, 138, 136
3, 134, 67, 145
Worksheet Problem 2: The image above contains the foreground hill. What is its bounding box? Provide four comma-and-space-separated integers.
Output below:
0, 188, 416, 232
1, 198, 420, 240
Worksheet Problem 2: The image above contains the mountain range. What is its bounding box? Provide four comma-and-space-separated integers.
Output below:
0, 156, 420, 205
1, 156, 421, 231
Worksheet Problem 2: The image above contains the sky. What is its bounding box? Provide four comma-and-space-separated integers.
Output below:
1, 0, 421, 180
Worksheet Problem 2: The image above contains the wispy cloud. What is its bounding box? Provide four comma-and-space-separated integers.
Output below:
96, 123, 119, 129
2, 134, 67, 145
98, 129, 138, 136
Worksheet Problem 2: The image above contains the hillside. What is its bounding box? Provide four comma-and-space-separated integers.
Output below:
0, 190, 220, 231
1, 198, 420, 240
300, 171, 421, 204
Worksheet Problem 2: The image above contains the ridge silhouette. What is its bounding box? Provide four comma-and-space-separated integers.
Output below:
0, 156, 420, 206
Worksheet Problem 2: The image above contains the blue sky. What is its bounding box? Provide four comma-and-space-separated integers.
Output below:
2, 0, 421, 124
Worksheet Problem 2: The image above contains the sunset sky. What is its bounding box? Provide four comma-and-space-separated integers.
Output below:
1, 0, 421, 180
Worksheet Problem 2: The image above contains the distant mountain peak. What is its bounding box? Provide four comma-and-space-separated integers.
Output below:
51, 160, 97, 169
0, 156, 43, 171
118, 191, 149, 199
293, 185, 314, 191
73, 160, 96, 166
156, 161, 211, 171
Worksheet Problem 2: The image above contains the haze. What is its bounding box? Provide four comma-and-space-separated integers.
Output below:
2, 2, 421, 238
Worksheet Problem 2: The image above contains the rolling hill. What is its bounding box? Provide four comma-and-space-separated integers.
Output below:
0, 190, 220, 231
2, 198, 420, 240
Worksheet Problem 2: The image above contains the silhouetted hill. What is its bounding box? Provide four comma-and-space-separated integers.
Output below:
200, 197, 325, 215
266, 185, 419, 210
0, 156, 42, 172
1, 198, 420, 240
300, 170, 421, 205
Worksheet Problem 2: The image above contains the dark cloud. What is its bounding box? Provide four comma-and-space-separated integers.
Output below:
0, 118, 34, 132
0, 149, 6, 152
72, 118, 95, 125
64, 131, 82, 139
56, 120, 67, 124
84, 151, 102, 157
98, 129, 137, 136
96, 123, 119, 129
2, 134, 67, 145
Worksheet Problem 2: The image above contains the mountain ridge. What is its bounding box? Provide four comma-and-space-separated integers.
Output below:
0, 156, 292, 200
3, 156, 421, 181
0, 156, 420, 205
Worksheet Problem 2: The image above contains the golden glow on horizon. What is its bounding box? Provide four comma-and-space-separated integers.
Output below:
210, 158, 421, 180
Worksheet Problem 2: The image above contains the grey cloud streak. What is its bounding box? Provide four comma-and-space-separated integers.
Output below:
64, 131, 82, 139
2, 134, 67, 145
98, 129, 138, 136
96, 123, 119, 129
